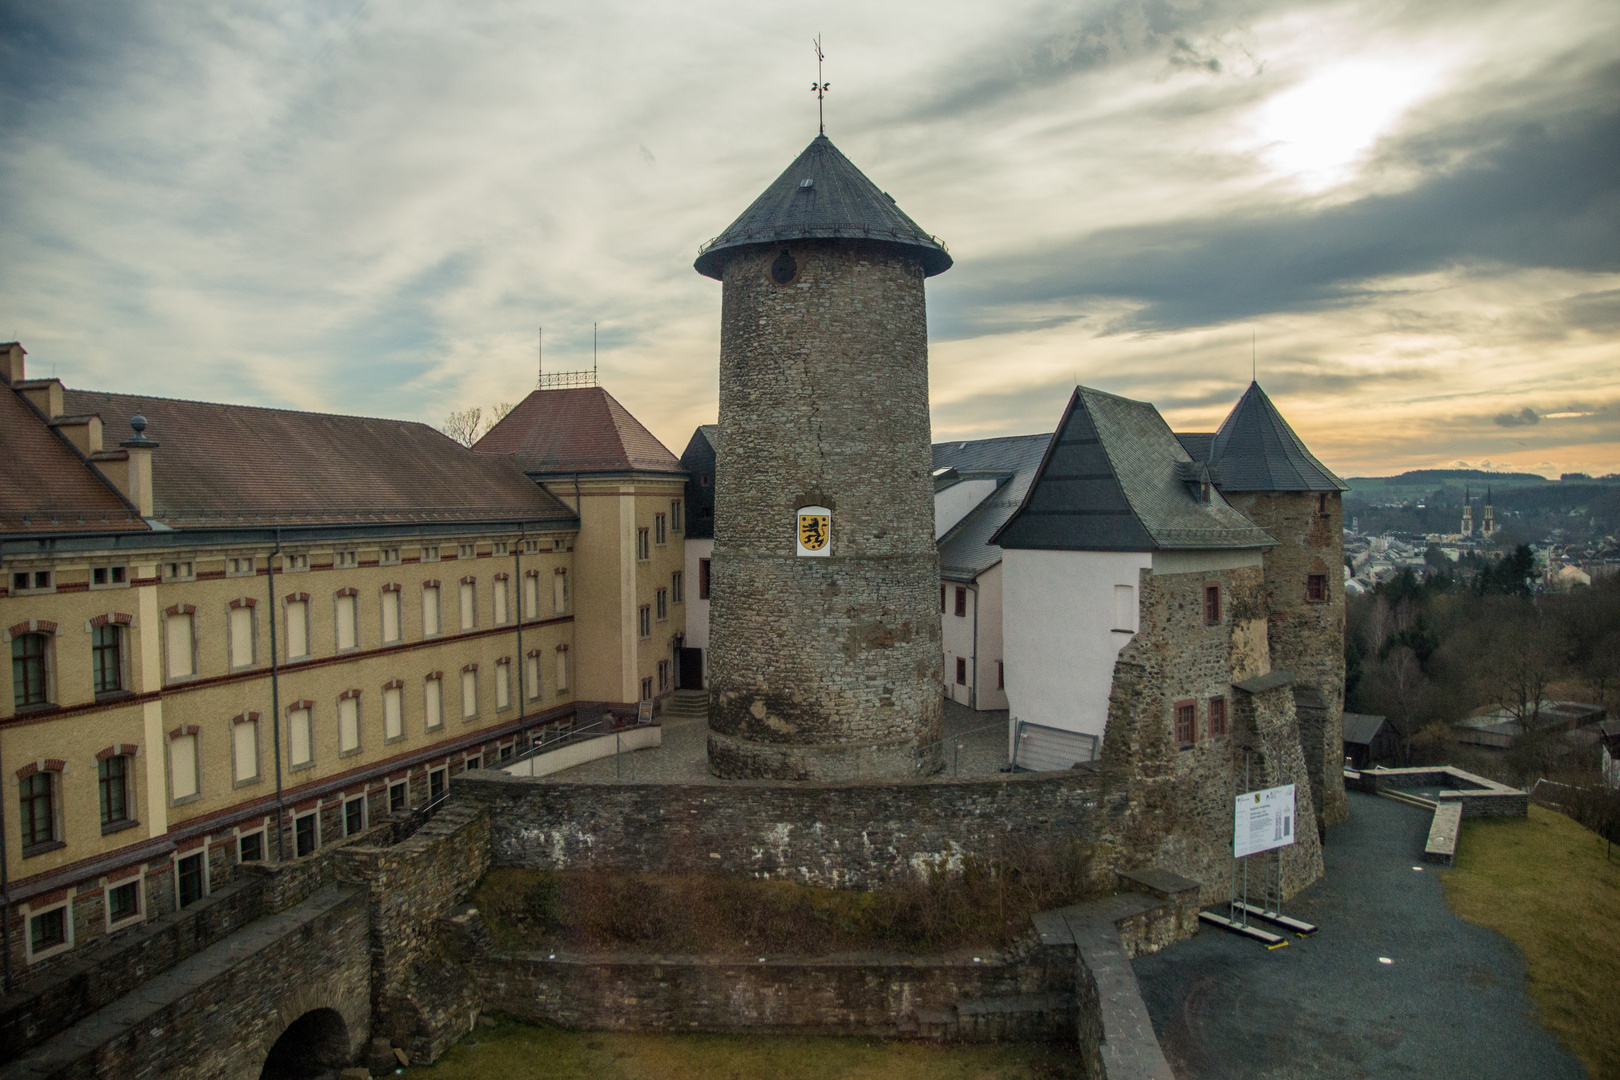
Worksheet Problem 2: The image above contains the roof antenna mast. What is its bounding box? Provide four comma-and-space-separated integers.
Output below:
812, 35, 829, 136
537, 326, 543, 389
1252, 328, 1256, 383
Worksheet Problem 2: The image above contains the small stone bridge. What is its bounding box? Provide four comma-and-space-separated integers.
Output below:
0, 803, 489, 1080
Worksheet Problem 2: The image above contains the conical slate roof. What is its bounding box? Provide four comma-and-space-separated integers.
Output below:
694, 135, 951, 279
1207, 382, 1348, 492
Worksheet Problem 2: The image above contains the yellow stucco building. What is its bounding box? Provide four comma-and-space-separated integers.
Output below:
0, 342, 685, 975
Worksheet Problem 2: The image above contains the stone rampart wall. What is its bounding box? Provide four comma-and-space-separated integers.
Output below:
478, 946, 1075, 1042
455, 767, 1124, 890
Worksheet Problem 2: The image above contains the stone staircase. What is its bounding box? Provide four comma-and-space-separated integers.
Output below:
663, 689, 708, 722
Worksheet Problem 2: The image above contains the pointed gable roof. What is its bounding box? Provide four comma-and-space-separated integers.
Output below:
1207, 382, 1347, 492
694, 134, 951, 279
474, 386, 684, 477
992, 387, 1275, 552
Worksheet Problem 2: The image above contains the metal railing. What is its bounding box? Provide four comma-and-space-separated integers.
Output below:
506, 708, 657, 770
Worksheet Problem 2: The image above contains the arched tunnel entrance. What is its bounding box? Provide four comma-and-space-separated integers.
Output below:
259, 1007, 352, 1080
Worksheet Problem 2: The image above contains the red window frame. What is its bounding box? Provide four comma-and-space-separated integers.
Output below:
955, 657, 967, 685
1174, 700, 1197, 746
1203, 584, 1221, 625
954, 587, 967, 617
1208, 697, 1228, 737
1306, 574, 1327, 604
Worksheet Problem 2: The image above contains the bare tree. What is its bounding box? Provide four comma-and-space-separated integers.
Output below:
441, 406, 484, 448
490, 401, 518, 424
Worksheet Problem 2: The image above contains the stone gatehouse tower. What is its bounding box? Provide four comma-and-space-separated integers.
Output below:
694, 135, 951, 779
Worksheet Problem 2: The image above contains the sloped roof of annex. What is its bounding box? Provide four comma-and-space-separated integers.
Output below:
932, 432, 1052, 581
474, 386, 684, 479
992, 386, 1277, 553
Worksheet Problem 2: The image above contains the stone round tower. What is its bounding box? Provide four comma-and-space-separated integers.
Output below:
694, 135, 951, 780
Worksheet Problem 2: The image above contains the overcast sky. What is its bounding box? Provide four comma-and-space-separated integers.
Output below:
2, 0, 1617, 478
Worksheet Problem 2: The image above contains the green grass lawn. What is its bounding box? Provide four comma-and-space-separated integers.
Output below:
408, 1015, 1078, 1079
1442, 804, 1620, 1079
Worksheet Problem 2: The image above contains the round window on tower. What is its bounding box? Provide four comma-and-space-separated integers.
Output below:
770, 250, 798, 285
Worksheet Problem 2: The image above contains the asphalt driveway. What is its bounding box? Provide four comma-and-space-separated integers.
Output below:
1132, 790, 1588, 1079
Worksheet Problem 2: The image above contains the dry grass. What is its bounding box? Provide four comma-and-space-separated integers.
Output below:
1441, 804, 1620, 1079
410, 1015, 1079, 1079
473, 841, 1097, 957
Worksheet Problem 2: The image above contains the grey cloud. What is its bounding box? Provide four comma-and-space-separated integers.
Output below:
1494, 407, 1540, 427
929, 65, 1620, 339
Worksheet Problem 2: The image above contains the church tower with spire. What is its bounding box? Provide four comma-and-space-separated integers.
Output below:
1482, 486, 1495, 539
1461, 486, 1474, 538
694, 134, 951, 779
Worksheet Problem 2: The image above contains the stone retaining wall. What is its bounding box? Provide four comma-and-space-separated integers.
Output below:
477, 944, 1076, 1042
456, 767, 1124, 890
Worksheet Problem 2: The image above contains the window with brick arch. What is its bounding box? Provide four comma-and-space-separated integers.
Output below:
12, 632, 50, 707
93, 623, 124, 693
99, 755, 130, 827
1203, 584, 1221, 625
1175, 701, 1197, 747
1306, 574, 1327, 604
1208, 697, 1228, 737
20, 771, 56, 847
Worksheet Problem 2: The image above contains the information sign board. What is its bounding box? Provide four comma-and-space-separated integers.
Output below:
1233, 783, 1296, 858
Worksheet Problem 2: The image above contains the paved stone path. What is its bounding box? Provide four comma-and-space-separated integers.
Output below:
1132, 790, 1589, 1080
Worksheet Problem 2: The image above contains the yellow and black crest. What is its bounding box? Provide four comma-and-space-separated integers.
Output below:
796, 505, 831, 556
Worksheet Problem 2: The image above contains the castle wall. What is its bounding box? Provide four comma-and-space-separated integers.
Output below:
708, 241, 942, 779
1103, 560, 1324, 901
477, 946, 1077, 1042
456, 768, 1124, 890
1223, 490, 1349, 827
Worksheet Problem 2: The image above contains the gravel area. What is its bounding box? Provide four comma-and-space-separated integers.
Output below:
1132, 789, 1589, 1080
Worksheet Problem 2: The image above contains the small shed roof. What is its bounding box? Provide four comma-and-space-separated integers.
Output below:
1342, 713, 1389, 745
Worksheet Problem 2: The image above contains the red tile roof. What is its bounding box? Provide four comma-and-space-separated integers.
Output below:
62, 389, 575, 527
474, 387, 683, 476
0, 387, 143, 532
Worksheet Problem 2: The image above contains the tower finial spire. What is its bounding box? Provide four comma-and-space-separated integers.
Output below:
811, 35, 829, 135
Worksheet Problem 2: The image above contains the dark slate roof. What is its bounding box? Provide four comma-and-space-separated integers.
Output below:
1, 384, 143, 532
1175, 432, 1215, 463
64, 388, 575, 528
992, 387, 1276, 553
475, 387, 684, 477
1342, 713, 1389, 745
1206, 382, 1348, 492
680, 425, 719, 540
932, 433, 1052, 580
694, 135, 951, 279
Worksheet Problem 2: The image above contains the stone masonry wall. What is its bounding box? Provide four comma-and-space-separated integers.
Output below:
708, 240, 942, 780
335, 799, 491, 1066
1225, 490, 1349, 827
477, 946, 1075, 1042
1104, 562, 1324, 902
456, 767, 1125, 890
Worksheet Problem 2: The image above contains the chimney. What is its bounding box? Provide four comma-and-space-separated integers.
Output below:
118, 413, 159, 517
0, 342, 23, 385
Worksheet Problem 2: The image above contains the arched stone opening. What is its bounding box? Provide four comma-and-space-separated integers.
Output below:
259, 1007, 351, 1080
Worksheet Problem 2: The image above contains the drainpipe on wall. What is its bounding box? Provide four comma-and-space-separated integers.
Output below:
515, 524, 525, 747
968, 580, 980, 711
267, 529, 286, 861
0, 544, 11, 993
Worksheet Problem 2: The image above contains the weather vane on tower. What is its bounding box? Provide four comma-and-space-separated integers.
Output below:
812, 35, 829, 135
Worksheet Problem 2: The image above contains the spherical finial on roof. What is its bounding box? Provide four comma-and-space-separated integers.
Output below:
130, 413, 148, 436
